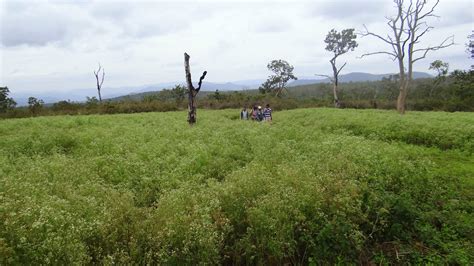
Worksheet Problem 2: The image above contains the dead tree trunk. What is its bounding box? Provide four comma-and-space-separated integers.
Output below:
93, 64, 105, 103
184, 52, 207, 125
361, 0, 454, 115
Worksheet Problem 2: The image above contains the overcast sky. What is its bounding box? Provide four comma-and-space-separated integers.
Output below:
0, 0, 472, 95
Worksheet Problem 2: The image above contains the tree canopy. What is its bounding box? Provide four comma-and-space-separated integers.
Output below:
0, 87, 17, 113
259, 60, 297, 97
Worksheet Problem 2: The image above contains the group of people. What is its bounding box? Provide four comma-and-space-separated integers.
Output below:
240, 104, 272, 122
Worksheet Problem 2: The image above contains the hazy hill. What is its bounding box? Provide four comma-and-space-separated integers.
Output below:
289, 72, 432, 86
11, 72, 431, 105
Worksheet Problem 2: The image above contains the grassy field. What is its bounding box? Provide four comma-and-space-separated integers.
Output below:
1, 108, 473, 264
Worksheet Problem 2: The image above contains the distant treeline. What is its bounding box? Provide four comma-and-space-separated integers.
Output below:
1, 70, 472, 119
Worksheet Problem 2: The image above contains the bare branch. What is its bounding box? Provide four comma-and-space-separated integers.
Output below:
360, 24, 396, 45
195, 71, 207, 92
412, 36, 455, 63
336, 62, 347, 76
412, 26, 433, 44
359, 51, 398, 59
314, 74, 334, 83
418, 0, 440, 20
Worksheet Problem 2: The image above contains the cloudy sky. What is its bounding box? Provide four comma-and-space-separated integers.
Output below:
0, 0, 472, 96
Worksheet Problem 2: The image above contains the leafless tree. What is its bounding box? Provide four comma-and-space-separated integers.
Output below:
184, 52, 207, 125
360, 0, 454, 114
93, 64, 105, 103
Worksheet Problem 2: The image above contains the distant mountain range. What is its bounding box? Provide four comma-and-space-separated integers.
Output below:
289, 72, 432, 87
11, 72, 432, 106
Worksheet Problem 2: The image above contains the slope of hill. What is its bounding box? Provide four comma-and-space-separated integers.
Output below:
11, 72, 431, 105
289, 72, 432, 87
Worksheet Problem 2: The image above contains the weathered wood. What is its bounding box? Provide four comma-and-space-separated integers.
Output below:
184, 53, 207, 125
361, 0, 453, 114
93, 64, 105, 103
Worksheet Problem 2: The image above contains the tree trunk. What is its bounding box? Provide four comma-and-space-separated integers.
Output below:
184, 53, 207, 125
332, 83, 339, 108
188, 91, 197, 124
396, 83, 408, 114
97, 88, 102, 103
330, 59, 340, 108
184, 53, 196, 124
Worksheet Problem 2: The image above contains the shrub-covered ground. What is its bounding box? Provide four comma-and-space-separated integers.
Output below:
0, 108, 472, 264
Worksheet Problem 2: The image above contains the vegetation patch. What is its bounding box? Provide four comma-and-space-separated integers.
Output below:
0, 109, 472, 264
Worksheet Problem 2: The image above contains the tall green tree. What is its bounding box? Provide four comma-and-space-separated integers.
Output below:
259, 59, 297, 97
0, 87, 17, 113
317, 28, 358, 108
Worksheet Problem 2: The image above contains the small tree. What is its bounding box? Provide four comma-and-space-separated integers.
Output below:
450, 69, 474, 106
86, 96, 99, 109
361, 0, 454, 114
170, 84, 187, 105
93, 64, 105, 102
28, 97, 44, 115
259, 60, 297, 97
184, 52, 207, 125
317, 28, 358, 108
429, 60, 449, 86
0, 87, 16, 113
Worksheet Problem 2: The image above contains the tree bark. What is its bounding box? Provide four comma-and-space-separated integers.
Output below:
94, 64, 105, 103
397, 83, 408, 114
330, 59, 340, 108
184, 53, 207, 125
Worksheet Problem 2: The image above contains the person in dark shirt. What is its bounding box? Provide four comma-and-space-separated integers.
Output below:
256, 106, 264, 122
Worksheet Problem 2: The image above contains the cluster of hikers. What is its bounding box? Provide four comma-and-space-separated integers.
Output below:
240, 104, 272, 122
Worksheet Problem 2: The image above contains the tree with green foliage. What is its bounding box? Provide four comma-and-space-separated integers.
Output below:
428, 60, 449, 98
28, 97, 44, 115
317, 28, 358, 108
450, 69, 474, 108
259, 59, 297, 97
429, 60, 449, 83
0, 87, 17, 113
361, 0, 454, 114
170, 84, 187, 105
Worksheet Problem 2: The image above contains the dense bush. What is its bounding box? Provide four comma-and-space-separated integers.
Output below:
0, 109, 472, 264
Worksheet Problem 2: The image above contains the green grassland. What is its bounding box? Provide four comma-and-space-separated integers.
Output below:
0, 108, 473, 264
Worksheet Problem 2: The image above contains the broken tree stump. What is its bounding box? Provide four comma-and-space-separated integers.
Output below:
184, 52, 207, 125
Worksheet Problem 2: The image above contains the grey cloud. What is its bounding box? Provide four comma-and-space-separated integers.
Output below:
89, 1, 135, 21
254, 20, 292, 33
307, 0, 389, 23
1, 2, 91, 47
435, 1, 473, 27
0, 1, 198, 47
89, 2, 208, 39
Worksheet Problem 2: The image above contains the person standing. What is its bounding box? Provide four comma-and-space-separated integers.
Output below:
240, 107, 248, 120
257, 106, 264, 122
251, 106, 258, 121
263, 104, 272, 122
